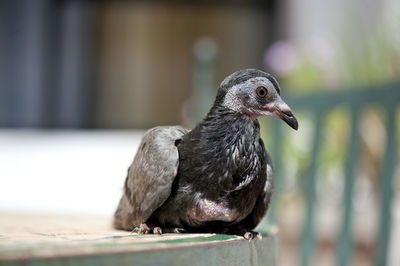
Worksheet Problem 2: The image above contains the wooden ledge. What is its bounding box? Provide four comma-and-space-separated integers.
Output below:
0, 213, 279, 266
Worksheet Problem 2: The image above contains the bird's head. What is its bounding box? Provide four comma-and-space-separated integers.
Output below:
216, 69, 298, 130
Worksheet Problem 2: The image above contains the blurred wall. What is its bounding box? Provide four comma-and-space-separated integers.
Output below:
93, 2, 275, 128
0, 0, 95, 128
0, 0, 277, 129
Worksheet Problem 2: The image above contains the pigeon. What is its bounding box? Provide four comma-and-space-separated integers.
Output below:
113, 69, 298, 239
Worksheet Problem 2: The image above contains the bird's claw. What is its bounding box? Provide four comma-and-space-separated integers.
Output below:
243, 231, 262, 240
131, 223, 151, 234
243, 232, 253, 240
153, 227, 162, 235
131, 224, 187, 235
173, 227, 188, 233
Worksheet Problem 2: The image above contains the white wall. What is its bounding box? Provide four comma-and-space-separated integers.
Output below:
0, 130, 143, 216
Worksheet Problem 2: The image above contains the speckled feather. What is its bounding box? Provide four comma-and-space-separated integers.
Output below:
151, 106, 273, 229
113, 69, 296, 234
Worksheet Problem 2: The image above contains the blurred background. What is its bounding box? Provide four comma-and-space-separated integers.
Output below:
0, 0, 399, 266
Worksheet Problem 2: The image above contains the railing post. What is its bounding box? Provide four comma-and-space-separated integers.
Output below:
191, 38, 218, 122
300, 111, 323, 266
375, 102, 397, 266
268, 119, 283, 223
336, 106, 360, 266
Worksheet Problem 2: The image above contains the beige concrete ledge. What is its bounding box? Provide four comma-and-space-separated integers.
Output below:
0, 213, 279, 266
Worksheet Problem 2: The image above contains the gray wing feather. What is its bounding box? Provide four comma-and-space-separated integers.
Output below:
113, 126, 188, 230
242, 150, 274, 229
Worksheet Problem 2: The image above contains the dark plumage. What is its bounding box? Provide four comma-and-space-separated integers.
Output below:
114, 69, 298, 238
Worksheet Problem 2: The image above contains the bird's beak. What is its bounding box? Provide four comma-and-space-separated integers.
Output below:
270, 100, 298, 130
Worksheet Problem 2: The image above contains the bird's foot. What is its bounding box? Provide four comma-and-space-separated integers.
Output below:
159, 227, 188, 234
173, 227, 188, 233
131, 224, 188, 235
228, 225, 261, 240
131, 223, 151, 234
153, 226, 162, 235
243, 231, 262, 240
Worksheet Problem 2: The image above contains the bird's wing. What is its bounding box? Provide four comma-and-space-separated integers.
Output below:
241, 150, 274, 229
114, 126, 188, 230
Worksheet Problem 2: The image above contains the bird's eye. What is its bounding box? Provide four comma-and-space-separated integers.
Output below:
256, 86, 268, 98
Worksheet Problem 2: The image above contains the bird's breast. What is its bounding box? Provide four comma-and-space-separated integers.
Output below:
186, 197, 240, 223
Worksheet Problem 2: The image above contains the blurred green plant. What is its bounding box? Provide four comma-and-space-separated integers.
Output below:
264, 3, 400, 92
261, 0, 400, 202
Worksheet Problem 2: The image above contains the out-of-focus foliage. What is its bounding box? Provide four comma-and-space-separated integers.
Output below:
264, 1, 400, 92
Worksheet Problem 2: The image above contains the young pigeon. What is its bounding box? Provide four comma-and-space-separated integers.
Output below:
114, 69, 298, 239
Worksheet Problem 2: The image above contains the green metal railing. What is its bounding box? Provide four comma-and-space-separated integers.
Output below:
270, 83, 399, 266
